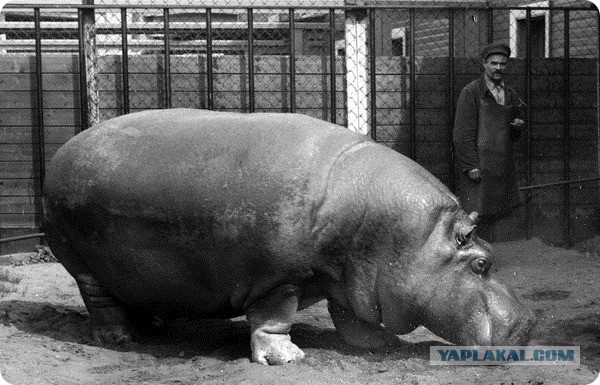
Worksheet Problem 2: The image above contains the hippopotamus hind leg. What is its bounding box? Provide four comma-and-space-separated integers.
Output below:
246, 284, 305, 365
75, 273, 138, 344
46, 230, 136, 345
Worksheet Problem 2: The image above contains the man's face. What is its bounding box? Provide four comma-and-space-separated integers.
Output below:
483, 54, 508, 83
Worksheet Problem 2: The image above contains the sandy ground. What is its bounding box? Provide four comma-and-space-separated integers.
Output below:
0, 238, 598, 385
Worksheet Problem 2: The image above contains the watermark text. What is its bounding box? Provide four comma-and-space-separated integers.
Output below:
430, 346, 580, 365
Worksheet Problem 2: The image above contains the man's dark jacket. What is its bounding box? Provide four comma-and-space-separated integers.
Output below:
453, 75, 524, 216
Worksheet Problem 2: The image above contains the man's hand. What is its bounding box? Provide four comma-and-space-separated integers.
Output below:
467, 168, 481, 182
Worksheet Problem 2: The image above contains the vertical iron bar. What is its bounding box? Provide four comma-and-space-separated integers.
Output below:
163, 8, 171, 109
247, 8, 255, 113
289, 9, 296, 113
34, 8, 45, 232
78, 8, 89, 131
597, 8, 600, 213
79, 2, 98, 129
563, 9, 571, 246
487, 7, 494, 44
206, 8, 214, 110
329, 8, 337, 124
368, 9, 376, 140
34, 8, 44, 182
121, 7, 129, 115
448, 8, 456, 191
409, 8, 416, 160
525, 9, 533, 240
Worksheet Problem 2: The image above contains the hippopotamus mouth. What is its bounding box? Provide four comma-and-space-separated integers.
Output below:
505, 312, 536, 345
482, 286, 537, 346
425, 268, 537, 347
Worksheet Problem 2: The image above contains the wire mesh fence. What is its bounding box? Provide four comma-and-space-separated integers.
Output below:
0, 1, 598, 251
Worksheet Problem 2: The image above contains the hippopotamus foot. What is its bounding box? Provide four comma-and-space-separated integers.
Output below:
74, 274, 137, 344
91, 320, 134, 345
246, 284, 305, 365
250, 331, 305, 365
328, 301, 400, 349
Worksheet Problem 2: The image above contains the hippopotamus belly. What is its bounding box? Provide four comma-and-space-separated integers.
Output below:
44, 109, 535, 365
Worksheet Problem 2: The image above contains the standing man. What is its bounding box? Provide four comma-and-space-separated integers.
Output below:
453, 42, 525, 241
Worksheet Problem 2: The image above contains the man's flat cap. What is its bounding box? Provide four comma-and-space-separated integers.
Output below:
481, 42, 511, 59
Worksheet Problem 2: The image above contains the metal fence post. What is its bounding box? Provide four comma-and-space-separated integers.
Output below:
120, 7, 129, 115
487, 7, 494, 44
329, 8, 337, 124
368, 8, 377, 141
78, 3, 99, 130
409, 8, 416, 160
345, 8, 369, 135
163, 8, 171, 109
563, 9, 572, 246
206, 8, 214, 110
597, 9, 600, 205
448, 8, 456, 191
33, 7, 45, 232
247, 8, 255, 113
289, 9, 296, 113
525, 8, 533, 240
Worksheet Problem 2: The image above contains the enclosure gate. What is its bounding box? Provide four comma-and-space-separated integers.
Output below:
0, 2, 598, 250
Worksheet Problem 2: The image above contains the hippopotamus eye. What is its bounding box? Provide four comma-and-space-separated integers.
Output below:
470, 257, 490, 275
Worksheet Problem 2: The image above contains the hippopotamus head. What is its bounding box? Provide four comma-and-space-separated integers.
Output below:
320, 146, 536, 350
372, 210, 536, 346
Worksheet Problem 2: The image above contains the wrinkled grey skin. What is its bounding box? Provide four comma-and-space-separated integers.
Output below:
44, 109, 535, 365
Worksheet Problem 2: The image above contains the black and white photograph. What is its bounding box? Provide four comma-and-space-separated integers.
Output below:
0, 0, 598, 383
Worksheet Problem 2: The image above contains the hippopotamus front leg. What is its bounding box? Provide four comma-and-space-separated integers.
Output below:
328, 301, 400, 349
246, 284, 305, 365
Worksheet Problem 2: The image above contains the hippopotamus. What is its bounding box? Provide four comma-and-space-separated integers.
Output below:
43, 109, 535, 365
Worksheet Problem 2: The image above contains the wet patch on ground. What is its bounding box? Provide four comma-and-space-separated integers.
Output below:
522, 289, 572, 301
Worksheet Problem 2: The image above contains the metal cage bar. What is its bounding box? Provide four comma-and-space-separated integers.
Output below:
289, 9, 296, 113
368, 8, 376, 140
247, 8, 255, 113
163, 8, 171, 109
329, 8, 337, 124
448, 9, 456, 191
206, 8, 214, 110
563, 9, 572, 246
120, 7, 129, 115
487, 7, 494, 44
77, 8, 89, 132
33, 7, 45, 233
524, 8, 533, 240
34, 7, 44, 185
409, 8, 416, 160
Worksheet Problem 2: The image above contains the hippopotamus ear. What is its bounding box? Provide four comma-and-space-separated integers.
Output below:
468, 211, 479, 223
457, 225, 476, 247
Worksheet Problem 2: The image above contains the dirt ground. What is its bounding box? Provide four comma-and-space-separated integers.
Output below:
0, 238, 598, 385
